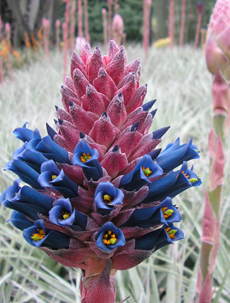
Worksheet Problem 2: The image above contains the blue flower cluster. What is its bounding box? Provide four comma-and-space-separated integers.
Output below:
0, 122, 201, 259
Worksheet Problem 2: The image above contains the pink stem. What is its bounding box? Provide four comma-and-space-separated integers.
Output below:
84, 0, 90, 42
78, 0, 83, 38
65, 0, 70, 31
70, 0, 76, 52
5, 23, 13, 80
55, 19, 60, 51
194, 12, 202, 49
107, 0, 112, 39
169, 0, 175, 50
179, 0, 186, 47
0, 17, 5, 83
102, 8, 108, 51
42, 18, 50, 59
143, 0, 152, 56
62, 22, 68, 82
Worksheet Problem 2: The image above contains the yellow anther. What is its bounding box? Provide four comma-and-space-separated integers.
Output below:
103, 194, 112, 204
165, 227, 177, 239
62, 211, 71, 220
161, 207, 174, 219
31, 229, 45, 241
189, 178, 198, 183
80, 152, 91, 163
142, 166, 152, 177
109, 238, 117, 245
51, 174, 57, 180
103, 231, 118, 245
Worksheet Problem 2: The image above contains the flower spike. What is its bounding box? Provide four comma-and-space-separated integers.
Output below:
0, 40, 201, 303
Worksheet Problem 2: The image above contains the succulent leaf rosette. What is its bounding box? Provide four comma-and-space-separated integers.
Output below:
0, 41, 201, 303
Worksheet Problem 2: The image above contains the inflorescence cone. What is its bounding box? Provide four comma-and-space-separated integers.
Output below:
0, 40, 201, 303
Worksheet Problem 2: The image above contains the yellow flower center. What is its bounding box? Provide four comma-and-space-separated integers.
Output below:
51, 174, 57, 180
62, 211, 71, 220
103, 230, 117, 245
142, 166, 152, 177
181, 171, 198, 183
165, 227, 177, 239
31, 229, 45, 241
103, 194, 113, 204
80, 152, 91, 162
161, 207, 174, 219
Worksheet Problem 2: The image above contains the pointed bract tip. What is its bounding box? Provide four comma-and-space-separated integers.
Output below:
150, 108, 157, 118
80, 132, 85, 138
131, 121, 140, 132
46, 123, 57, 139
142, 99, 157, 111
112, 145, 119, 152
102, 111, 108, 118
148, 148, 162, 160
152, 126, 170, 139
69, 101, 74, 107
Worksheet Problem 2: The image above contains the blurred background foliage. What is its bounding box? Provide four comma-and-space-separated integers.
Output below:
1, 0, 217, 47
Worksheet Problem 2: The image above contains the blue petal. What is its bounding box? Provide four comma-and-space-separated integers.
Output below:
156, 138, 200, 172
13, 123, 34, 142
135, 227, 172, 250
0, 180, 21, 203
120, 155, 163, 191
4, 160, 42, 189
72, 140, 103, 181
94, 181, 124, 214
122, 208, 164, 228
36, 136, 71, 164
23, 219, 70, 249
8, 211, 34, 230
10, 186, 54, 215
96, 222, 126, 252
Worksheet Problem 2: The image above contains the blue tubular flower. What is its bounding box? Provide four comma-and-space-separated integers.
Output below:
122, 197, 181, 228
72, 140, 103, 181
13, 123, 34, 142
49, 198, 87, 229
94, 181, 124, 215
135, 223, 184, 251
4, 159, 42, 189
3, 186, 54, 219
159, 197, 181, 224
8, 211, 34, 230
35, 136, 71, 164
145, 162, 201, 203
0, 179, 21, 204
38, 160, 78, 198
16, 148, 48, 173
96, 222, 126, 252
23, 219, 70, 249
156, 138, 200, 172
119, 155, 163, 191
